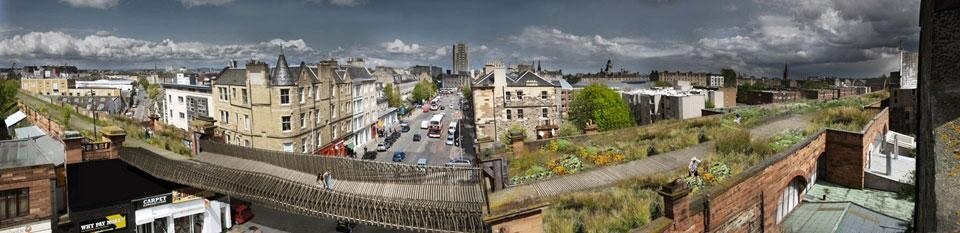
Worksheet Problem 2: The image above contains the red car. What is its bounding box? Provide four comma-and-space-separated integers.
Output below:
231, 200, 254, 224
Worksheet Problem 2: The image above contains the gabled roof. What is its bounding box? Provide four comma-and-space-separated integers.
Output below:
508, 71, 556, 87
347, 66, 375, 82
473, 72, 496, 87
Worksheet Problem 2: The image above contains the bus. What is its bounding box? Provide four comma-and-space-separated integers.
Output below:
428, 114, 445, 138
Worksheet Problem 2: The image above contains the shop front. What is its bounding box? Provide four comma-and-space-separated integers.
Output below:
132, 188, 231, 233
317, 139, 347, 157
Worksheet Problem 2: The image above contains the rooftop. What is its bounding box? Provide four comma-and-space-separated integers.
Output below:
780, 201, 909, 233
620, 87, 712, 97
0, 135, 65, 170
804, 181, 914, 221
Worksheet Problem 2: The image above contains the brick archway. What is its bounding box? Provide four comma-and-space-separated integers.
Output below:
775, 176, 808, 223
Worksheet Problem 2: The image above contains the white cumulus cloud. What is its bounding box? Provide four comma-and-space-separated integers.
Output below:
0, 31, 316, 63
507, 26, 693, 60
178, 0, 235, 7
381, 39, 422, 54
61, 0, 120, 9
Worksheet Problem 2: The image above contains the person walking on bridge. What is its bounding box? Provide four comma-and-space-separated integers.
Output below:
323, 170, 333, 190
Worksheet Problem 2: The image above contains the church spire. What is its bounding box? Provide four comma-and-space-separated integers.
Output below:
537, 60, 541, 72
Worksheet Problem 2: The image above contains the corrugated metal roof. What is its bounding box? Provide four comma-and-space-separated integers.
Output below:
0, 135, 64, 170
14, 126, 45, 139
4, 111, 25, 127
781, 202, 909, 233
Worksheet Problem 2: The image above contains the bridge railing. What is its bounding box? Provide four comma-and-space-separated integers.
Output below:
200, 140, 483, 185
121, 147, 487, 233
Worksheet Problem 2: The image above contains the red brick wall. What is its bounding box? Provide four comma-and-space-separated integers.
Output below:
20, 105, 66, 140
666, 133, 827, 233
0, 166, 56, 229
663, 108, 890, 233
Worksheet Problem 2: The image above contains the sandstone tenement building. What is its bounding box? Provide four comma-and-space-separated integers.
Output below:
472, 62, 562, 149
212, 54, 354, 155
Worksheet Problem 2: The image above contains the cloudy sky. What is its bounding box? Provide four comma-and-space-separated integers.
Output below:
0, 0, 920, 77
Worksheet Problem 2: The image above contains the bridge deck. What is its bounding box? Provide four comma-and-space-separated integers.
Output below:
122, 145, 487, 233
195, 152, 485, 205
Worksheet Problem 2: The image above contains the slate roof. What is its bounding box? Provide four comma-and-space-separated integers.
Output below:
54, 96, 126, 115
472, 71, 558, 88
271, 53, 296, 86
347, 66, 375, 83
781, 202, 909, 233
215, 68, 248, 86
0, 135, 64, 170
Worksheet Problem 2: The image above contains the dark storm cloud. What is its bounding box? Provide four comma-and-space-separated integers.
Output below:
0, 0, 920, 76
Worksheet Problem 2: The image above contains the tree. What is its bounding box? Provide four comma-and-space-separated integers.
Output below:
558, 122, 582, 137
61, 105, 73, 129
0, 80, 18, 117
137, 76, 149, 91
569, 83, 634, 131
461, 84, 472, 98
411, 79, 435, 103
721, 68, 738, 88
383, 83, 401, 107
0, 80, 17, 140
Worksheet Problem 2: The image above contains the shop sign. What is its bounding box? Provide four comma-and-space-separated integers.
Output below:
172, 188, 213, 204
132, 193, 172, 210
79, 214, 126, 233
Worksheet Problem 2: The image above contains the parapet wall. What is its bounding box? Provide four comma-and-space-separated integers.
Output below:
663, 107, 890, 233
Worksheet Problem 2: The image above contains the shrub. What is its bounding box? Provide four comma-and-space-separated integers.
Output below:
813, 106, 873, 131
558, 122, 582, 137
715, 128, 751, 154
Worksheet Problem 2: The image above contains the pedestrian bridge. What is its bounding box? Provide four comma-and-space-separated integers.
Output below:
120, 140, 487, 233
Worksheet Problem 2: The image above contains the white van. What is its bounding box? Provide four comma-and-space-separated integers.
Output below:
447, 121, 458, 134
421, 120, 430, 129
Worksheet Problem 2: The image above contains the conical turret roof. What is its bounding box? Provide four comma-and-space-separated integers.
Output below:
271, 52, 295, 86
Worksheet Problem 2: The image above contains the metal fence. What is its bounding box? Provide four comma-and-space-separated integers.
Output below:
121, 147, 486, 233
200, 140, 482, 186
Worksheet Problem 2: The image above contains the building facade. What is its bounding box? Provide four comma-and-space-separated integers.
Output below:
21, 78, 121, 97
472, 62, 562, 145
622, 88, 718, 126
0, 136, 63, 233
212, 54, 353, 155
161, 84, 213, 131
452, 43, 468, 74
345, 60, 378, 151
743, 90, 802, 105
649, 70, 713, 87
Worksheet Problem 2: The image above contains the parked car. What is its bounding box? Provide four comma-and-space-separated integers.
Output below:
421, 120, 429, 129
413, 134, 421, 141
446, 134, 455, 145
399, 121, 409, 128
230, 200, 254, 224
392, 151, 407, 162
376, 142, 387, 152
445, 158, 472, 167
416, 158, 428, 167
440, 106, 445, 110
401, 125, 410, 132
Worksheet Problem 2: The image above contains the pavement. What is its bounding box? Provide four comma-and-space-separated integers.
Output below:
370, 93, 475, 166
489, 115, 814, 207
